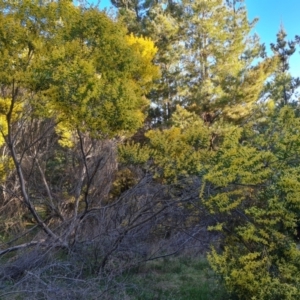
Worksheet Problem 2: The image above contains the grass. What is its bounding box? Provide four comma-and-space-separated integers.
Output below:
122, 255, 228, 300
0, 244, 229, 299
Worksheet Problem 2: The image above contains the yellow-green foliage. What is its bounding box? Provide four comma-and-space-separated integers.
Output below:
208, 245, 300, 299
145, 106, 213, 181
126, 33, 160, 89
0, 155, 13, 183
0, 97, 22, 182
55, 121, 75, 148
0, 97, 23, 141
126, 34, 158, 61
119, 106, 215, 181
204, 106, 300, 299
118, 141, 153, 165
128, 103, 300, 297
0, 99, 9, 144
0, 0, 159, 142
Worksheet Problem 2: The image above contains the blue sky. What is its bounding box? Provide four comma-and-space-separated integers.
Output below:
245, 0, 300, 77
97, 0, 300, 77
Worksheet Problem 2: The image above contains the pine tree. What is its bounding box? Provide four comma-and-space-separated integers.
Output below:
265, 25, 300, 107
114, 0, 276, 123
179, 0, 276, 122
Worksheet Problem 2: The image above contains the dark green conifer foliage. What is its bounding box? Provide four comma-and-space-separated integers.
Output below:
114, 0, 276, 123
180, 0, 277, 122
266, 25, 300, 107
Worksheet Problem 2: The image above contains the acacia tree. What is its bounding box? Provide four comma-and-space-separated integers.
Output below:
0, 0, 159, 250
204, 106, 300, 299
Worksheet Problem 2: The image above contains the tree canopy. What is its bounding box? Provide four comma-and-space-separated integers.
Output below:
0, 0, 159, 140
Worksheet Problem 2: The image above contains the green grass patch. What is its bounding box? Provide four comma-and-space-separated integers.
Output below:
123, 255, 228, 300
